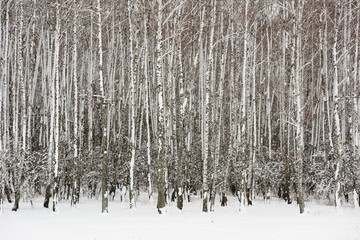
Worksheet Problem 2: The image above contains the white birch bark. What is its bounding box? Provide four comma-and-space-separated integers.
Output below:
12, 0, 25, 212
239, 0, 249, 212
88, 12, 94, 155
52, 2, 60, 212
266, 27, 272, 161
291, 0, 305, 214
249, 26, 257, 204
72, 6, 80, 206
177, 12, 185, 209
0, 0, 3, 152
333, 10, 343, 208
200, 3, 210, 213
128, 0, 137, 209
143, 14, 153, 203
1, 1, 11, 151
355, 189, 359, 210
156, 0, 166, 214
353, 1, 359, 173
97, 0, 108, 213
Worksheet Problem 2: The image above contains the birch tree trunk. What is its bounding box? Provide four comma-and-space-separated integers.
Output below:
0, 0, 2, 154
0, 0, 3, 212
353, 0, 360, 203
12, 0, 25, 212
1, 1, 11, 154
249, 25, 257, 205
44, 29, 55, 208
72, 5, 80, 207
200, 4, 210, 213
97, 0, 108, 213
52, 1, 61, 213
332, 2, 343, 209
128, 0, 137, 209
156, 0, 166, 214
291, 0, 305, 214
143, 13, 153, 203
176, 14, 185, 210
239, 0, 249, 212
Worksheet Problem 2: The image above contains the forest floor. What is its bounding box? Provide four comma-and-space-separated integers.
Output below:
1, 193, 360, 240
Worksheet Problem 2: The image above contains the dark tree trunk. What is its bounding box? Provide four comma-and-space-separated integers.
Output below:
221, 192, 227, 206
157, 152, 166, 213
176, 186, 183, 210
11, 187, 20, 211
5, 184, 12, 203
12, 167, 21, 211
284, 158, 291, 204
72, 169, 81, 205
43, 184, 52, 208
52, 177, 59, 212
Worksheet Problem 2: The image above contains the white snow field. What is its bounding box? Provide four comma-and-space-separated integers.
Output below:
1, 195, 360, 240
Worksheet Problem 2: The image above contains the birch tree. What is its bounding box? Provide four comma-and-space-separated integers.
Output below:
199, 4, 209, 213
156, 0, 166, 214
97, 0, 108, 213
143, 12, 153, 203
12, 0, 25, 212
52, 1, 61, 212
72, 1, 80, 207
332, 1, 344, 209
128, 0, 137, 209
291, 0, 305, 214
239, 0, 249, 212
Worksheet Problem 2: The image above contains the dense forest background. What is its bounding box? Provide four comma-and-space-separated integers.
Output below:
0, 0, 360, 214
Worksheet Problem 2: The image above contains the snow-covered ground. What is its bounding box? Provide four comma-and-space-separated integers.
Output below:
1, 194, 360, 240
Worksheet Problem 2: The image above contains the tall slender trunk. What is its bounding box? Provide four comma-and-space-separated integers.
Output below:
156, 0, 166, 214
72, 6, 80, 206
352, 2, 360, 199
176, 16, 185, 210
239, 0, 249, 212
12, 0, 25, 212
1, 1, 10, 153
0, 0, 2, 153
97, 0, 108, 213
332, 3, 343, 208
201, 1, 213, 212
143, 14, 153, 203
249, 25, 257, 204
128, 0, 137, 209
87, 12, 94, 198
52, 2, 60, 212
291, 0, 305, 214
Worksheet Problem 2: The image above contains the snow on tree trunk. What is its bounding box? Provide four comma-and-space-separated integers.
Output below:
249, 28, 257, 204
156, 0, 166, 214
52, 1, 60, 213
12, 0, 25, 212
1, 1, 10, 153
176, 13, 185, 210
128, 0, 137, 210
353, 0, 359, 157
332, 2, 343, 209
353, 2, 360, 206
199, 4, 210, 213
72, 5, 80, 207
143, 14, 153, 203
0, 0, 2, 153
266, 26, 272, 162
88, 11, 94, 158
97, 0, 108, 213
291, 0, 305, 214
238, 0, 249, 212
